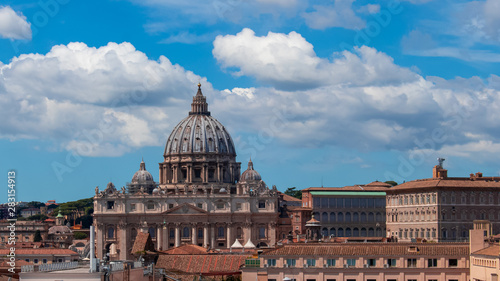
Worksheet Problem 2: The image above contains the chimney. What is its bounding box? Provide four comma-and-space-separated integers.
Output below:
433, 158, 447, 178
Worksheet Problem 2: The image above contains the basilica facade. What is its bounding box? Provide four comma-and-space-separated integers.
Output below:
93, 84, 279, 260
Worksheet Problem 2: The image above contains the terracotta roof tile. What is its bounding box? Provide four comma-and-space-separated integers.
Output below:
472, 245, 500, 257
156, 254, 248, 274
161, 244, 210, 255
279, 193, 302, 202
388, 177, 500, 192
131, 232, 155, 254
305, 183, 392, 192
262, 243, 469, 257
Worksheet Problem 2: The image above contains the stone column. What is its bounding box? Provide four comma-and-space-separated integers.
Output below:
118, 222, 128, 260
188, 164, 193, 183
269, 222, 277, 247
202, 164, 207, 183
162, 224, 168, 250
203, 223, 209, 248
210, 224, 216, 248
156, 226, 162, 251
96, 223, 104, 259
192, 224, 197, 245
175, 223, 181, 247
227, 223, 233, 248
217, 163, 222, 183
244, 222, 252, 244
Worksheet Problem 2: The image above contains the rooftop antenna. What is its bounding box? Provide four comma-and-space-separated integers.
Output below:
321, 176, 323, 188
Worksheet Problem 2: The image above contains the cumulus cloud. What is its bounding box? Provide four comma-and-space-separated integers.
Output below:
213, 28, 419, 90
0, 6, 32, 40
0, 42, 207, 156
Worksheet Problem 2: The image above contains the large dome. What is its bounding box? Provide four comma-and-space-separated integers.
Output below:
164, 84, 236, 156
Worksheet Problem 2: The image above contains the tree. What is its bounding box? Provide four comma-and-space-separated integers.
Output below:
284, 187, 302, 199
34, 230, 42, 242
27, 214, 48, 221
73, 232, 88, 239
385, 181, 398, 186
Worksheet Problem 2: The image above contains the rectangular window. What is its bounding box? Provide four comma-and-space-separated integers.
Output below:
448, 259, 458, 267
367, 258, 376, 266
286, 259, 296, 267
42, 259, 47, 263
197, 203, 203, 209
327, 279, 336, 281
147, 203, 155, 210
407, 259, 417, 268
306, 279, 316, 281
267, 259, 276, 266
198, 228, 203, 238
25, 259, 30, 262
306, 259, 316, 267
347, 259, 356, 267
427, 259, 437, 267
236, 203, 242, 210
326, 259, 336, 267
216, 202, 224, 209
387, 258, 396, 267
33, 259, 38, 264
258, 200, 266, 209
130, 203, 136, 211
169, 229, 175, 238
168, 203, 174, 209
58, 258, 63, 263
107, 201, 115, 210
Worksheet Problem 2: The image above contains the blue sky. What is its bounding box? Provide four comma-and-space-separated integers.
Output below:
1, 0, 500, 203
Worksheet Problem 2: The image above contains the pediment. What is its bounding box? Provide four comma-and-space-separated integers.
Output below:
163, 203, 208, 215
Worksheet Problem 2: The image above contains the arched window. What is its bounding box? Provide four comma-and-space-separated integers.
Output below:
337, 228, 344, 237
183, 227, 190, 238
236, 227, 242, 239
217, 227, 225, 238
376, 212, 382, 222
337, 212, 344, 222
353, 228, 359, 237
322, 228, 328, 237
131, 228, 137, 240
360, 212, 367, 222
107, 227, 114, 239
149, 227, 156, 238
368, 212, 374, 222
346, 228, 352, 237
345, 212, 351, 222
368, 228, 375, 237
198, 228, 204, 238
360, 228, 367, 237
330, 228, 336, 236
353, 212, 359, 222
330, 212, 336, 223
376, 227, 382, 237
259, 227, 266, 239
322, 212, 328, 223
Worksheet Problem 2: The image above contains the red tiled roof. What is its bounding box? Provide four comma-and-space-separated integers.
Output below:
388, 177, 500, 192
0, 259, 30, 267
161, 244, 210, 255
0, 249, 78, 255
131, 232, 155, 254
262, 243, 469, 257
472, 244, 500, 257
280, 193, 302, 202
156, 254, 249, 274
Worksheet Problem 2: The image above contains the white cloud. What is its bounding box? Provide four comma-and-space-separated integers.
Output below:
0, 42, 207, 156
302, 0, 366, 30
357, 4, 380, 15
213, 28, 419, 90
0, 6, 31, 40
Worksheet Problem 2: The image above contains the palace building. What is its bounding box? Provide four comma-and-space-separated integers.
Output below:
93, 84, 279, 260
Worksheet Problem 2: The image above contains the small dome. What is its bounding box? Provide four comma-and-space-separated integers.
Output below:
152, 188, 160, 194
240, 159, 261, 183
132, 160, 154, 183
